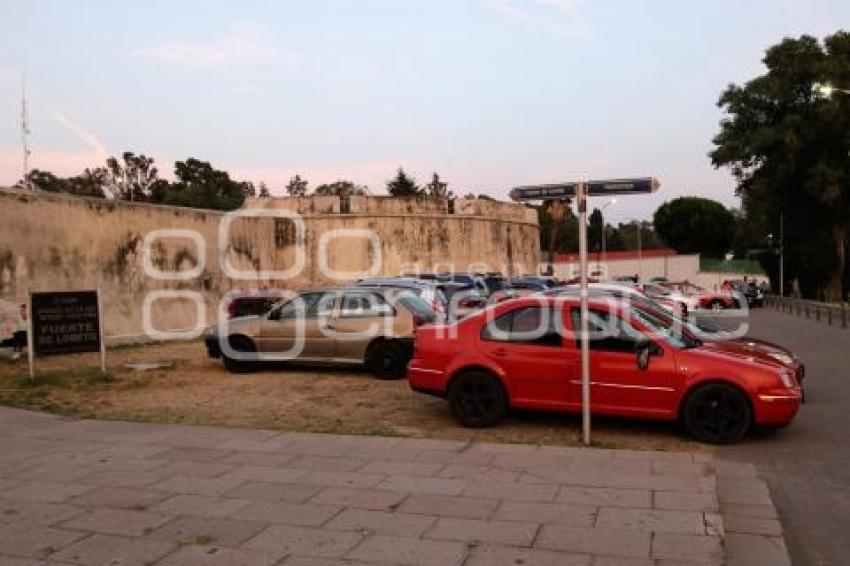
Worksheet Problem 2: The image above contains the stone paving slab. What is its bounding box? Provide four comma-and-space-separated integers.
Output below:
0, 407, 791, 565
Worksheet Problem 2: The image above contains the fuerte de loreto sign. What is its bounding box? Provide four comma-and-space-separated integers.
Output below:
509, 177, 660, 202
30, 291, 102, 356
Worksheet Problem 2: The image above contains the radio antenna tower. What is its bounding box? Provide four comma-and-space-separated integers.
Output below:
21, 75, 32, 190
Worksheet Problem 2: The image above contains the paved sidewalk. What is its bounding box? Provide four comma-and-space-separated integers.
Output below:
0, 408, 773, 565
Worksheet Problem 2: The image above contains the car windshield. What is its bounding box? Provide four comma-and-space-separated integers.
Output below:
627, 305, 698, 349
397, 291, 436, 321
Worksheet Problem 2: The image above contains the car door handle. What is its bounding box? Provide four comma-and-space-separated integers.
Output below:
492, 347, 508, 357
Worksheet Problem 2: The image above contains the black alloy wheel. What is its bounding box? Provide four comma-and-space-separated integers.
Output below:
367, 341, 408, 380
448, 371, 508, 428
683, 383, 752, 444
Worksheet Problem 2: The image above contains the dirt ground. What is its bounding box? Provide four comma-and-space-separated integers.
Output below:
0, 341, 705, 452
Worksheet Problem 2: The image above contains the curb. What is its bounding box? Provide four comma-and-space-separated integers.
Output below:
715, 459, 792, 566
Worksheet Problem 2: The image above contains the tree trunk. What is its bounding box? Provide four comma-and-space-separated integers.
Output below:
826, 224, 848, 302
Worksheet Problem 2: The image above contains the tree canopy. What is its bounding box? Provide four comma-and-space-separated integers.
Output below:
710, 31, 850, 299
386, 168, 421, 197
313, 180, 368, 197
653, 197, 736, 258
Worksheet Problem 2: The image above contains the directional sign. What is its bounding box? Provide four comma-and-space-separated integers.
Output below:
585, 177, 659, 196
509, 183, 578, 202
510, 177, 659, 201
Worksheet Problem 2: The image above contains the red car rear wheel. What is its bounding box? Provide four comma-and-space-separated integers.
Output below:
448, 371, 507, 428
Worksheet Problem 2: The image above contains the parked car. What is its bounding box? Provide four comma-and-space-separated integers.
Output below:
547, 282, 685, 318
206, 287, 437, 379
224, 292, 284, 318
661, 281, 741, 311
480, 273, 508, 296
353, 277, 448, 316
407, 295, 802, 443
445, 273, 489, 296
727, 279, 764, 308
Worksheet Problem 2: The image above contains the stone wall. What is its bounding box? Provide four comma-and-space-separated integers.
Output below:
0, 189, 539, 342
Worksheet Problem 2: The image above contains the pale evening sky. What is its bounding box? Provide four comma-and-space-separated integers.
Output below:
0, 0, 847, 222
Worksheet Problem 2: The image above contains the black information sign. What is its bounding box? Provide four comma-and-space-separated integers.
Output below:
510, 177, 659, 201
585, 177, 658, 196
509, 183, 579, 201
30, 291, 101, 356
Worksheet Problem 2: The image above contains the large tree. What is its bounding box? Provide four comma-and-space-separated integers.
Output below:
386, 168, 421, 197
710, 32, 850, 300
653, 197, 736, 258
159, 158, 254, 210
285, 174, 309, 196
105, 152, 159, 202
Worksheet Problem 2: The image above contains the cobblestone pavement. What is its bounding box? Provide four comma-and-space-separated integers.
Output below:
0, 407, 782, 565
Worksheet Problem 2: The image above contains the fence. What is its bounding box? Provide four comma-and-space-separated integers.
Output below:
765, 295, 849, 329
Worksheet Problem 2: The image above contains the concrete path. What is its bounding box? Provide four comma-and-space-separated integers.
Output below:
0, 407, 778, 566
721, 308, 850, 566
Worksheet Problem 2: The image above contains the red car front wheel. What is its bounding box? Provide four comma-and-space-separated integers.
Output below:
682, 383, 752, 444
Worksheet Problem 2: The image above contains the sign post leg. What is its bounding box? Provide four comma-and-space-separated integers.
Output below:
97, 288, 107, 376
26, 290, 35, 383
577, 183, 591, 446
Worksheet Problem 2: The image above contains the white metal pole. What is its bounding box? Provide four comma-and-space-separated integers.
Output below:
577, 183, 591, 446
637, 223, 642, 279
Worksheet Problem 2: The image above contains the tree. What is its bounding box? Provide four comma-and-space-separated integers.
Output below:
710, 32, 850, 300
386, 168, 421, 197
105, 152, 159, 201
425, 172, 454, 198
257, 182, 271, 197
160, 158, 253, 210
285, 174, 309, 196
653, 197, 736, 258
588, 208, 604, 251
606, 226, 627, 251
313, 180, 367, 197
537, 200, 579, 254
22, 168, 106, 198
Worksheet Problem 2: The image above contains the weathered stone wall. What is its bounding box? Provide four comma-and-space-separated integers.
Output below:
0, 189, 539, 341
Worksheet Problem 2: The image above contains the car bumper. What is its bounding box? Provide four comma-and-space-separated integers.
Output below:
754, 388, 803, 425
407, 363, 447, 396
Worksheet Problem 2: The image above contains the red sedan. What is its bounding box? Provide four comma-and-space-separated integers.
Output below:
408, 296, 802, 443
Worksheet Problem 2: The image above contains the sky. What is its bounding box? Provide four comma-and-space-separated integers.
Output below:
1, 0, 848, 223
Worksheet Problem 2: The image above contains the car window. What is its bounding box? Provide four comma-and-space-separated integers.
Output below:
481, 306, 562, 347
273, 292, 335, 320
339, 292, 394, 318
570, 307, 639, 353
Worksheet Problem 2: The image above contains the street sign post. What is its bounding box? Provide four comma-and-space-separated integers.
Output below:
510, 177, 660, 445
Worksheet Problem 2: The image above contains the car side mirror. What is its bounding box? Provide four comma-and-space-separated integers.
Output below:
636, 340, 651, 370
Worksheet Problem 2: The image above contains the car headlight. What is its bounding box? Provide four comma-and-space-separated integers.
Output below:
768, 352, 794, 366
778, 370, 795, 389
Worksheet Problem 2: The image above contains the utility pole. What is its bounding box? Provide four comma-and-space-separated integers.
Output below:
20, 75, 31, 190
576, 183, 591, 446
